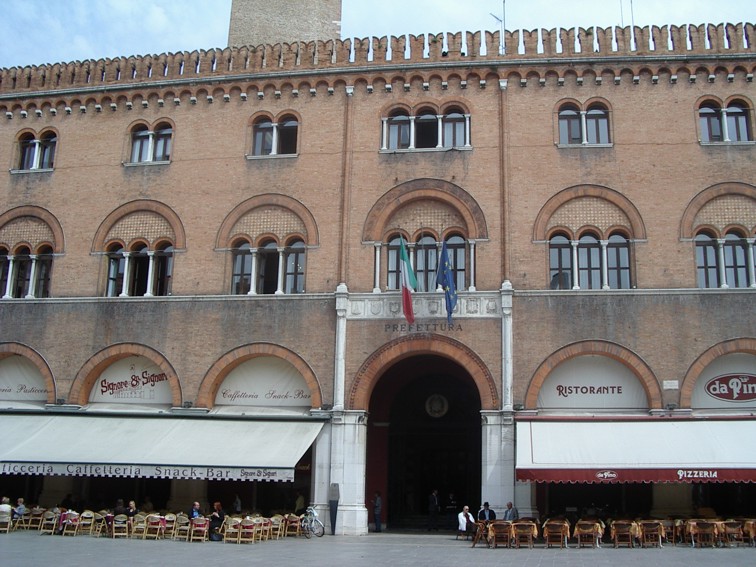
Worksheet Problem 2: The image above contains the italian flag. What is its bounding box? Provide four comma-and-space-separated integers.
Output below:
399, 236, 418, 324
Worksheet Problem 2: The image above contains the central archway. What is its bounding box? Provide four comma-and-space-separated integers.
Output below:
366, 353, 482, 530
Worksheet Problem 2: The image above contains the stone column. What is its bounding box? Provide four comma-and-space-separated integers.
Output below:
323, 410, 368, 535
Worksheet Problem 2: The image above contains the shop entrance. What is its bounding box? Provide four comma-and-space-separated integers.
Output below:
366, 354, 481, 529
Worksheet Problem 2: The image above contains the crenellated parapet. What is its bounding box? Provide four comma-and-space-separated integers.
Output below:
0, 23, 752, 100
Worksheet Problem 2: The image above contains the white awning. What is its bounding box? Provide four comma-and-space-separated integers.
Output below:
516, 418, 756, 483
0, 414, 323, 482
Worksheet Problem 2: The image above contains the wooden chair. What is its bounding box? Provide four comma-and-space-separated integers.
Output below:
223, 517, 241, 543
13, 511, 31, 530
282, 513, 300, 537
640, 521, 663, 548
0, 511, 11, 533
61, 511, 80, 536
575, 521, 600, 548
723, 521, 744, 547
488, 521, 512, 548
257, 517, 273, 541
173, 514, 191, 541
269, 514, 285, 539
163, 513, 177, 539
27, 508, 45, 531
39, 511, 58, 535
91, 513, 106, 537
470, 521, 488, 547
544, 521, 569, 548
238, 518, 257, 543
660, 519, 675, 545
189, 517, 209, 542
130, 513, 147, 539
77, 510, 95, 536
111, 514, 130, 538
512, 521, 536, 548
611, 521, 634, 548
695, 521, 717, 548
144, 514, 164, 539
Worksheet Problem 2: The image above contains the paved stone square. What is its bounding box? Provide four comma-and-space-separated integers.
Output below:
3, 530, 755, 567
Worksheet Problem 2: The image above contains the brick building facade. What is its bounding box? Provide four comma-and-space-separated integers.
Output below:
0, 11, 755, 533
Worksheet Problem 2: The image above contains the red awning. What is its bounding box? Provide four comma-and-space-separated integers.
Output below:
516, 418, 756, 484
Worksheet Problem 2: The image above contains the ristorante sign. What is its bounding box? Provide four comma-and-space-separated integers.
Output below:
705, 373, 756, 402
0, 462, 293, 482
515, 467, 756, 483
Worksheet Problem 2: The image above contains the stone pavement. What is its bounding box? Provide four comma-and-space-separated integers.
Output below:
3, 530, 754, 567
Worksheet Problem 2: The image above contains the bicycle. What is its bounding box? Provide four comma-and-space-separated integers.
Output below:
300, 506, 325, 538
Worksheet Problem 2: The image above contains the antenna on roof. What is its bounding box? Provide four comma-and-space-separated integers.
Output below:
490, 0, 505, 54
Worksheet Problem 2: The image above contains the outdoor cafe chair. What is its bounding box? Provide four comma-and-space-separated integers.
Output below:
111, 514, 129, 538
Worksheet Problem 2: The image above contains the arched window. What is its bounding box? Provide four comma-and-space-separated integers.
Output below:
607, 234, 631, 289
252, 117, 274, 156
106, 244, 125, 297
278, 115, 299, 155
442, 110, 466, 148
725, 101, 752, 142
0, 248, 9, 296
558, 104, 582, 145
153, 243, 174, 296
130, 125, 152, 162
129, 123, 171, 163
387, 111, 410, 150
11, 246, 32, 298
585, 104, 610, 144
699, 103, 723, 143
18, 133, 37, 170
38, 131, 57, 169
415, 109, 438, 149
386, 235, 402, 290
414, 236, 438, 292
284, 240, 306, 294
723, 232, 749, 288
152, 123, 173, 161
549, 234, 572, 289
17, 131, 56, 171
577, 234, 601, 289
446, 235, 467, 290
129, 244, 150, 296
231, 242, 252, 295
695, 232, 719, 288
34, 245, 54, 298
257, 241, 279, 294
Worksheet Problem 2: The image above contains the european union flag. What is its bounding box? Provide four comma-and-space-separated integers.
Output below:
436, 241, 458, 324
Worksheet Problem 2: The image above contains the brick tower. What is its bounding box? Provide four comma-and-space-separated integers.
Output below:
228, 0, 342, 47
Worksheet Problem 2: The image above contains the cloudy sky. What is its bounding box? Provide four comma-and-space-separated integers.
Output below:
0, 0, 752, 68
